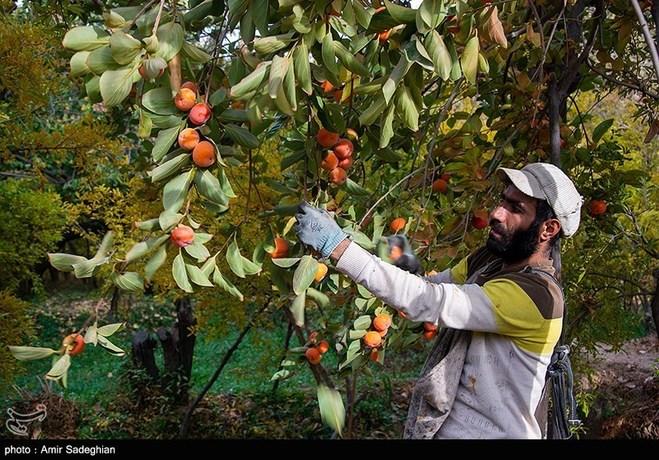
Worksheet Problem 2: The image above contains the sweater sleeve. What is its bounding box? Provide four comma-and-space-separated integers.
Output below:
335, 242, 499, 329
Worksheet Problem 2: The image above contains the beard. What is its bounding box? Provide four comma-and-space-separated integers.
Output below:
486, 220, 541, 264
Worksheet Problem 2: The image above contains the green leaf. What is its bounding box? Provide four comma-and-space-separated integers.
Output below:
270, 369, 292, 382
97, 322, 124, 337
86, 46, 121, 75
382, 56, 412, 105
135, 218, 160, 231
173, 252, 194, 292
195, 169, 228, 206
184, 241, 211, 262
219, 169, 237, 198
425, 31, 451, 81
345, 177, 370, 196
143, 87, 179, 115
447, 39, 462, 81
354, 2, 373, 29
460, 35, 479, 85
46, 354, 71, 380
226, 238, 246, 278
322, 33, 338, 76
225, 124, 260, 149
163, 170, 194, 212
340, 339, 361, 369
182, 42, 211, 64
306, 287, 330, 309
8, 346, 58, 361
100, 67, 138, 107
156, 22, 184, 61
70, 51, 91, 77
290, 291, 306, 326
293, 255, 319, 296
48, 253, 89, 272
592, 119, 614, 144
152, 125, 183, 162
379, 102, 395, 148
271, 257, 301, 268
268, 55, 289, 99
97, 336, 126, 356
396, 85, 419, 131
241, 255, 262, 275
230, 62, 270, 99
145, 244, 167, 281
84, 324, 98, 345
317, 384, 345, 436
112, 272, 144, 292
63, 26, 109, 51
384, 0, 416, 24
343, 228, 376, 249
253, 33, 293, 55
416, 0, 445, 33
357, 284, 373, 299
283, 57, 297, 112
213, 267, 244, 300
149, 153, 190, 183
353, 315, 372, 330
333, 42, 369, 76
159, 209, 183, 231
186, 263, 214, 287
218, 108, 249, 123
109, 31, 143, 65
359, 95, 386, 126
125, 235, 168, 263
138, 109, 153, 138
85, 76, 101, 102
293, 42, 312, 95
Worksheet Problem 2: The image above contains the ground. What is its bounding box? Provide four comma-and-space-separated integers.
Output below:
580, 336, 658, 438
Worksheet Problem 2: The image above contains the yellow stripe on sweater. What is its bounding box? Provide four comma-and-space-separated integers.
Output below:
482, 278, 562, 356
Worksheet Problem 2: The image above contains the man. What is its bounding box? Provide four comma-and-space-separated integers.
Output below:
294, 163, 583, 439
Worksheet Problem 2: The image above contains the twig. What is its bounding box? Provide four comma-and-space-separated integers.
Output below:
151, 0, 167, 36
631, 0, 659, 83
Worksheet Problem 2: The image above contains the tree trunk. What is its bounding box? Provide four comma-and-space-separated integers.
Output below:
131, 330, 159, 379
651, 269, 659, 338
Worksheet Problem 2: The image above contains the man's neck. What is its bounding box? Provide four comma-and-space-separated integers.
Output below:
501, 251, 551, 271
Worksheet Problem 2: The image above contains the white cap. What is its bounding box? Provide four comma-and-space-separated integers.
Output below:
496, 163, 583, 238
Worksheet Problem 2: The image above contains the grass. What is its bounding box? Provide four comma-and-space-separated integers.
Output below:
4, 285, 427, 438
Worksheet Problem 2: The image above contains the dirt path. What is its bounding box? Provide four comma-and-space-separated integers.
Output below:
581, 336, 658, 438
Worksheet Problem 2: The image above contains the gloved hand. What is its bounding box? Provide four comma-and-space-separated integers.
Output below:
294, 202, 348, 258
387, 235, 422, 274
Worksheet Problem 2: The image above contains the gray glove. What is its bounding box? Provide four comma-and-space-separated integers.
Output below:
294, 202, 348, 258
387, 235, 422, 275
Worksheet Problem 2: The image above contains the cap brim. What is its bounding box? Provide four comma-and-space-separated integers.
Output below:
496, 167, 546, 201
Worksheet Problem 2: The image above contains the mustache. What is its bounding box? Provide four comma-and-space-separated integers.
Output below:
489, 221, 506, 234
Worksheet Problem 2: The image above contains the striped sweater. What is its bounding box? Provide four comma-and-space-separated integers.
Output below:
335, 242, 563, 439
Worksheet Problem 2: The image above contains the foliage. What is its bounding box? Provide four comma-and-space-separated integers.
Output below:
0, 291, 35, 392
0, 179, 69, 294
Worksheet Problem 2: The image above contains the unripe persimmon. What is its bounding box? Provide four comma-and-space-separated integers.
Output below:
171, 224, 195, 248
305, 347, 322, 365
373, 314, 392, 332
192, 140, 216, 168
63, 333, 85, 356
321, 151, 339, 171
329, 167, 347, 185
270, 237, 289, 259
174, 87, 197, 112
363, 331, 382, 348
314, 263, 328, 282
188, 103, 212, 125
316, 128, 339, 148
178, 128, 200, 151
389, 217, 406, 233
333, 139, 354, 160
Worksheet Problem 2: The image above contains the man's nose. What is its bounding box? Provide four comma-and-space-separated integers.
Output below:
490, 205, 505, 223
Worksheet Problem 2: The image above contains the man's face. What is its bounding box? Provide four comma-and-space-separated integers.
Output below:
486, 184, 541, 263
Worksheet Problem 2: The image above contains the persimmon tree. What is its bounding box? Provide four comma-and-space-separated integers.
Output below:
7, 0, 659, 437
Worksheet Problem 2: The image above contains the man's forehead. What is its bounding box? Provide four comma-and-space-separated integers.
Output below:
503, 184, 536, 206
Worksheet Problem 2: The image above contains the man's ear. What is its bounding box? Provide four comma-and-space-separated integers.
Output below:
541, 218, 561, 242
